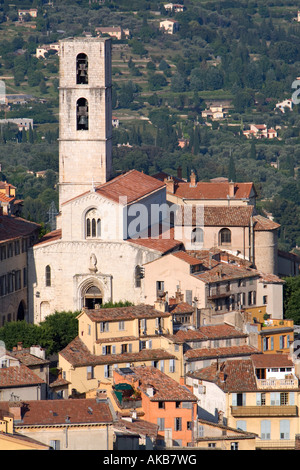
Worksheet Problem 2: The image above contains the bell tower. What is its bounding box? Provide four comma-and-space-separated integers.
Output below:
58, 37, 112, 208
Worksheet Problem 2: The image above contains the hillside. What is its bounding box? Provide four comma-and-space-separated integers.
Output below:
0, 0, 299, 252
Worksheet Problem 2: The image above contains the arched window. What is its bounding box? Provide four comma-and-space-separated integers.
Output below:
191, 227, 204, 245
85, 209, 101, 239
76, 53, 88, 84
45, 265, 51, 287
219, 228, 231, 246
77, 97, 89, 130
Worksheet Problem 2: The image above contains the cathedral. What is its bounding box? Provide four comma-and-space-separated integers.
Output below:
27, 37, 291, 324
28, 37, 179, 323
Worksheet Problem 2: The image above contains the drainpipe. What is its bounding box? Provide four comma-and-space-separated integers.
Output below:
250, 216, 254, 264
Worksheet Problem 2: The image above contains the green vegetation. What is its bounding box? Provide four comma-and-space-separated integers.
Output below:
0, 0, 299, 253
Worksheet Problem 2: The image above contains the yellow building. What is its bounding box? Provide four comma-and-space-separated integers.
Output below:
244, 306, 294, 354
0, 405, 49, 450
58, 301, 184, 396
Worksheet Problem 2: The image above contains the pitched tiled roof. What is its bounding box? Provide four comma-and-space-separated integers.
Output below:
0, 215, 39, 243
95, 170, 165, 204
251, 353, 293, 369
114, 418, 158, 439
184, 345, 260, 361
127, 226, 183, 254
173, 324, 247, 343
152, 178, 255, 200
192, 261, 258, 283
0, 399, 113, 426
83, 304, 170, 323
168, 302, 194, 314
176, 205, 254, 227
187, 359, 258, 392
60, 336, 176, 367
34, 228, 61, 246
9, 349, 50, 367
252, 215, 280, 231
171, 250, 204, 265
0, 365, 45, 388
117, 365, 197, 402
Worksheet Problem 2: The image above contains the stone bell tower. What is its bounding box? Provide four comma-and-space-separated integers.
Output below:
58, 37, 112, 208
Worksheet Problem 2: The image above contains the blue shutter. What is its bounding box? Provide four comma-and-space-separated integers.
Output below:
280, 420, 290, 440
232, 393, 237, 406
236, 420, 247, 432
261, 420, 271, 440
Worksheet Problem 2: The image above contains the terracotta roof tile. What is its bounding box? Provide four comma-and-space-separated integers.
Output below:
95, 170, 165, 204
168, 302, 194, 314
174, 324, 247, 343
0, 365, 45, 387
176, 205, 254, 227
251, 353, 293, 369
0, 399, 113, 426
188, 359, 258, 392
184, 345, 259, 361
171, 250, 203, 265
114, 418, 159, 439
253, 215, 280, 231
117, 365, 197, 402
60, 337, 176, 367
34, 228, 61, 246
9, 349, 50, 367
152, 176, 255, 200
127, 226, 183, 254
192, 261, 258, 283
0, 215, 39, 243
83, 304, 170, 323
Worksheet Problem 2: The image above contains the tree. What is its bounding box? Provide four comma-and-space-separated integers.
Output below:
39, 311, 79, 355
228, 153, 236, 181
283, 276, 300, 323
0, 321, 40, 351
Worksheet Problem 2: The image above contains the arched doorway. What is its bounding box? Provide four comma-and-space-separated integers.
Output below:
17, 301, 26, 321
83, 285, 103, 309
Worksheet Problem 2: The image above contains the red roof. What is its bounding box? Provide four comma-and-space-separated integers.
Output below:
176, 205, 254, 227
0, 215, 39, 243
164, 181, 255, 200
0, 365, 45, 387
0, 398, 113, 426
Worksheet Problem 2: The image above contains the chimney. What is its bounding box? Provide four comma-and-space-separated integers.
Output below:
177, 166, 182, 179
190, 170, 196, 187
175, 288, 184, 303
8, 402, 23, 421
154, 299, 168, 313
229, 181, 235, 197
17, 342, 23, 351
164, 176, 174, 194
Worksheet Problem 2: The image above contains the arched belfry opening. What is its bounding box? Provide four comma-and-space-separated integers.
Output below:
77, 97, 89, 130
76, 53, 88, 84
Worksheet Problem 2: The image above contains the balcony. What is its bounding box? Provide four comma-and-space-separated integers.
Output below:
256, 439, 295, 450
257, 377, 298, 389
231, 405, 298, 417
112, 383, 142, 410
